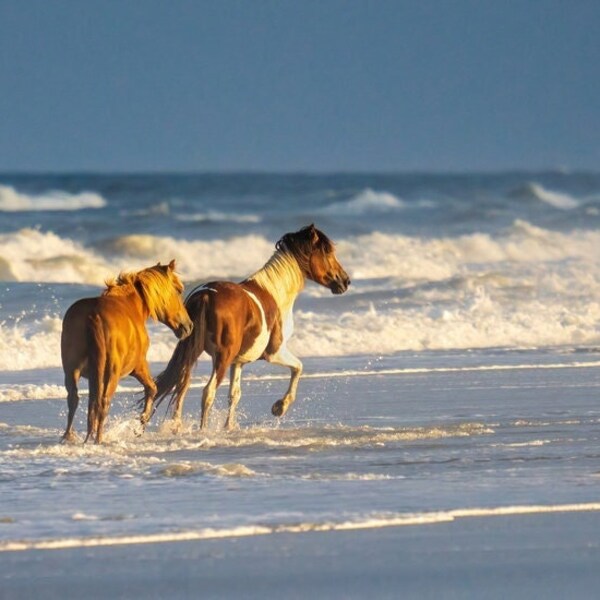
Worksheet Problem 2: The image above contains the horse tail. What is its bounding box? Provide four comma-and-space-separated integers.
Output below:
152, 293, 207, 412
86, 314, 106, 439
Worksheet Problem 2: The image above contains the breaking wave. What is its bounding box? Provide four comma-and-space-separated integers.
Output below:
1, 220, 600, 369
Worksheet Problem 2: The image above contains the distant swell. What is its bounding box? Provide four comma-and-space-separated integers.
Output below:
2, 503, 599, 552
318, 189, 404, 215
512, 182, 580, 210
0, 184, 106, 212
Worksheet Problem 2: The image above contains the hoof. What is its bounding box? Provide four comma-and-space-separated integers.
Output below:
61, 431, 78, 444
271, 400, 286, 417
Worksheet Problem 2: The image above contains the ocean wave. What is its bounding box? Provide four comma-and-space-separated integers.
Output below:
291, 293, 600, 355
319, 189, 404, 215
2, 502, 599, 552
119, 202, 170, 217
511, 182, 580, 210
2, 221, 597, 285
2, 222, 600, 368
174, 210, 261, 224
0, 228, 114, 283
337, 220, 599, 280
0, 184, 106, 212
94, 233, 273, 281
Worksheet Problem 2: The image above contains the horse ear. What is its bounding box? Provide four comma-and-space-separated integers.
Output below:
168, 259, 176, 271
309, 224, 319, 245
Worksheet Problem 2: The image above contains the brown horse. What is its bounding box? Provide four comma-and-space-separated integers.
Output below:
61, 260, 193, 444
151, 225, 350, 430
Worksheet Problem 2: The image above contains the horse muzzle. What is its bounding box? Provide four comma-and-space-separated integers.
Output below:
175, 321, 194, 339
329, 275, 351, 295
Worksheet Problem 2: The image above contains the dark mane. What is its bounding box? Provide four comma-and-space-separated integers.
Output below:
275, 224, 334, 260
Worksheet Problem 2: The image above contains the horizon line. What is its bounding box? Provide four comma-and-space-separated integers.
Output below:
0, 166, 594, 178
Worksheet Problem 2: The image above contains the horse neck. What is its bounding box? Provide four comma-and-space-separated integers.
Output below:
247, 250, 305, 311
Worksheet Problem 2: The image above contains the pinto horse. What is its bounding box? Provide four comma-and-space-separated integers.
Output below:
151, 225, 350, 430
61, 260, 193, 444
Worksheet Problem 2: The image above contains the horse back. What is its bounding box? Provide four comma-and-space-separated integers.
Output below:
187, 281, 280, 359
61, 295, 148, 378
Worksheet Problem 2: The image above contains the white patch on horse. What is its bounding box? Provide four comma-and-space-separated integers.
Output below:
281, 306, 295, 342
238, 289, 270, 363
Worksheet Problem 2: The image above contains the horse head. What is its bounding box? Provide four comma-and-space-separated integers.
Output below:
138, 260, 193, 339
277, 224, 351, 294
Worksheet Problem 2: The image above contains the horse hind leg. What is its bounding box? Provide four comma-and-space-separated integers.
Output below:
85, 393, 98, 444
200, 353, 231, 430
95, 369, 120, 444
62, 369, 81, 443
224, 363, 243, 430
200, 369, 219, 430
170, 369, 193, 433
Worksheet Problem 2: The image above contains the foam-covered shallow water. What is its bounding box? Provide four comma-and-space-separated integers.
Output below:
1, 351, 600, 551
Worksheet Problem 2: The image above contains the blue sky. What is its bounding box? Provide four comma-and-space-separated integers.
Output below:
0, 0, 598, 172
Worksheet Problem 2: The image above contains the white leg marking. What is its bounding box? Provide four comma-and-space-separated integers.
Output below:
201, 369, 218, 429
225, 363, 243, 430
266, 343, 303, 416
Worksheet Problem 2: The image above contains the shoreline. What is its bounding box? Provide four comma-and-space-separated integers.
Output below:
2, 512, 600, 599
2, 501, 600, 553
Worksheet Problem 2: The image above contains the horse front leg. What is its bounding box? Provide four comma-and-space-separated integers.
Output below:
133, 361, 158, 427
266, 345, 303, 417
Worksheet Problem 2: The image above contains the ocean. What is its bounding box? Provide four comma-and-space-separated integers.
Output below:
1, 172, 600, 594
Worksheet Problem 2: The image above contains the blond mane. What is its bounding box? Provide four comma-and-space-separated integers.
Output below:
104, 264, 183, 320
248, 249, 305, 309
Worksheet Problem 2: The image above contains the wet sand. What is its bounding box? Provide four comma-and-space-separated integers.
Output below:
2, 511, 600, 599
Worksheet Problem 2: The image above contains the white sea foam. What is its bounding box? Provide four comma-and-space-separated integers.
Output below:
0, 229, 114, 283
318, 189, 404, 215
2, 502, 600, 552
95, 233, 274, 281
1, 221, 600, 368
157, 461, 256, 478
2, 220, 597, 284
0, 383, 64, 403
0, 184, 106, 212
